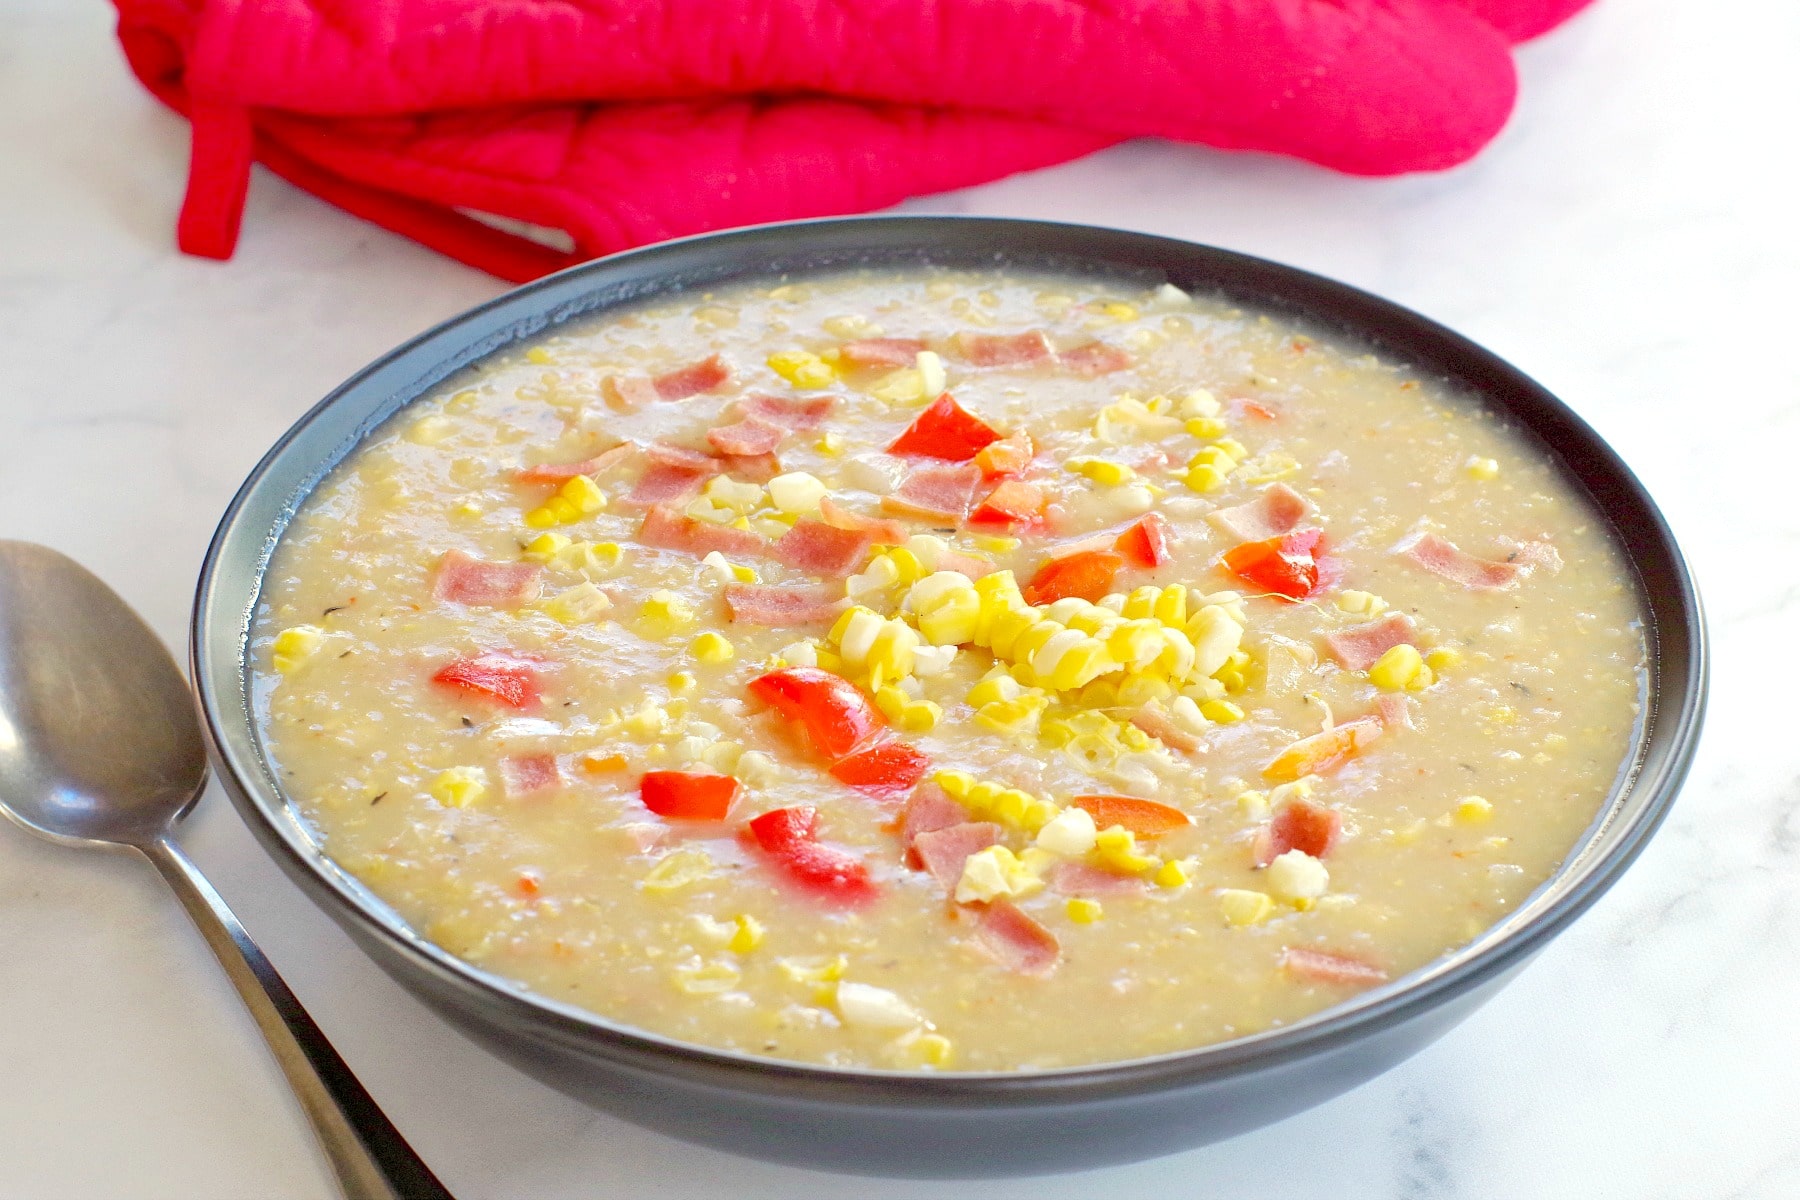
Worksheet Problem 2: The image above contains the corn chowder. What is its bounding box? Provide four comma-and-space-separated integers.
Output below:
256, 269, 1644, 1072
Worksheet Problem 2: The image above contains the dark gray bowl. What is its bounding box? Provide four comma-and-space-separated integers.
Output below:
191, 216, 1706, 1177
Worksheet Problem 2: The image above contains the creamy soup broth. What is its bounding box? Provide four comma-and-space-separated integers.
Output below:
254, 267, 1644, 1071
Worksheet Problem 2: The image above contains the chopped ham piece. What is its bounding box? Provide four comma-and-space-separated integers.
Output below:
1376, 693, 1413, 729
739, 392, 835, 430
1253, 797, 1343, 867
1210, 483, 1313, 542
645, 441, 717, 469
653, 353, 732, 401
723, 584, 844, 626
900, 781, 967, 846
838, 337, 926, 368
774, 520, 874, 576
1394, 532, 1527, 590
707, 415, 785, 457
499, 752, 562, 799
1130, 706, 1201, 755
955, 330, 1054, 368
974, 900, 1060, 977
602, 374, 659, 409
1282, 947, 1389, 988
515, 446, 622, 486
819, 497, 909, 545
638, 506, 766, 559
912, 821, 1003, 890
626, 462, 713, 507
1060, 341, 1133, 377
881, 462, 982, 524
1047, 861, 1146, 896
1323, 612, 1418, 670
433, 550, 543, 608
716, 451, 783, 484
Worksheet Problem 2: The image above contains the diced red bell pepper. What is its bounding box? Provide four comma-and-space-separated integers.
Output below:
430, 653, 542, 709
747, 667, 883, 761
973, 431, 1034, 478
1113, 513, 1172, 568
1070, 793, 1193, 837
828, 741, 931, 797
1022, 549, 1126, 606
968, 481, 1048, 530
639, 770, 739, 821
747, 805, 879, 906
887, 393, 1002, 461
1221, 528, 1327, 600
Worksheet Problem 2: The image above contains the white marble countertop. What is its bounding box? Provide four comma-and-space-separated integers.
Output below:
3, 1, 1795, 1196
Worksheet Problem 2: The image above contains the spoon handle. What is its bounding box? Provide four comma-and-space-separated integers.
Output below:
144, 837, 454, 1200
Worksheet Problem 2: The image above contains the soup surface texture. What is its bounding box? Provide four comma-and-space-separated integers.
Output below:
255, 268, 1644, 1071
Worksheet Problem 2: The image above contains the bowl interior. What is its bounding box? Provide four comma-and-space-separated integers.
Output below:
191, 216, 1706, 1086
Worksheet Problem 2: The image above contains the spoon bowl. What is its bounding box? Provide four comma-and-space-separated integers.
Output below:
0, 539, 450, 1200
0, 541, 206, 847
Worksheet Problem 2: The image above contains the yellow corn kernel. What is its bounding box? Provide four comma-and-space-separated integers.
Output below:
692, 632, 736, 665
1424, 646, 1461, 672
1189, 445, 1236, 472
1336, 589, 1388, 617
1066, 898, 1104, 924
972, 534, 1020, 554
642, 847, 714, 893
973, 693, 1047, 738
639, 590, 697, 635
933, 770, 976, 801
450, 499, 484, 521
523, 532, 571, 562
1215, 649, 1252, 692
1466, 456, 1500, 481
1214, 437, 1249, 461
1094, 826, 1158, 875
1066, 457, 1137, 486
954, 845, 1044, 904
1184, 415, 1227, 440
777, 954, 847, 986
1184, 463, 1230, 493
1154, 858, 1192, 889
966, 671, 1021, 709
525, 346, 555, 365
673, 960, 741, 995
888, 697, 941, 732
429, 766, 487, 808
767, 350, 836, 389
536, 581, 612, 624
1219, 888, 1274, 926
525, 474, 608, 527
728, 914, 765, 954
815, 432, 844, 456
895, 1031, 955, 1068
768, 471, 828, 515
667, 671, 697, 695
1368, 643, 1425, 691
1100, 301, 1138, 321
1180, 388, 1222, 418
1200, 699, 1245, 724
1456, 795, 1494, 823
272, 625, 326, 675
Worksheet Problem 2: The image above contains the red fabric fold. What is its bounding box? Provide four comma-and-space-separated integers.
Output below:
111, 0, 1593, 282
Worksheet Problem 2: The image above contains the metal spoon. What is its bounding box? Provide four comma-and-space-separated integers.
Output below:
0, 541, 451, 1200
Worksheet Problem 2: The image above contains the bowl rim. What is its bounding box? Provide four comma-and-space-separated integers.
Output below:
191, 214, 1707, 1099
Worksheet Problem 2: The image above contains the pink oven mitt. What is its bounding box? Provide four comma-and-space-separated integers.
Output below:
114, 0, 1593, 282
